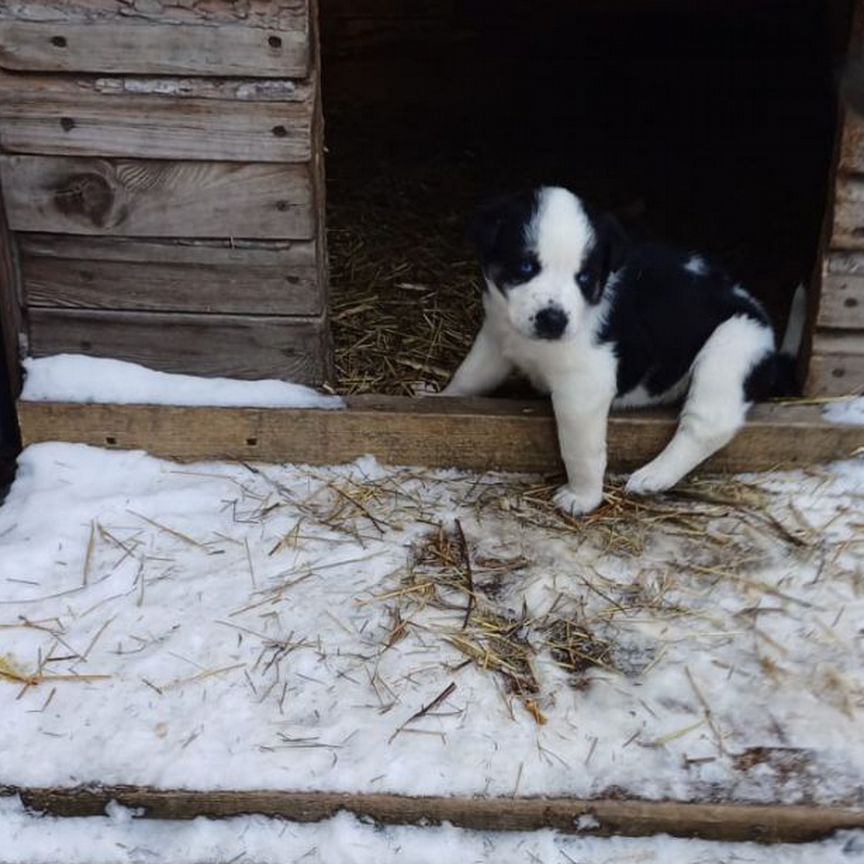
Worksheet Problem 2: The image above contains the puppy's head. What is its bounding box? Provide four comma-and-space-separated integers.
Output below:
469, 186, 628, 341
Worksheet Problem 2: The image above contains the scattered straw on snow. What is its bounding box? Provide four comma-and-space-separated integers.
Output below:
0, 443, 862, 804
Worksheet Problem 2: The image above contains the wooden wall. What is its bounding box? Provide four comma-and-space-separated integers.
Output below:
0, 0, 330, 384
806, 0, 864, 396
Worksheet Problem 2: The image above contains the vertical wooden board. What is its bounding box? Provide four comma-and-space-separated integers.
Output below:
0, 72, 314, 162
309, 0, 333, 381
19, 235, 322, 316
27, 309, 329, 383
0, 155, 314, 239
0, 21, 309, 78
0, 177, 22, 450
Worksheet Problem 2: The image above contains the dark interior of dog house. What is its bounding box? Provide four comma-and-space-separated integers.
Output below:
320, 0, 853, 395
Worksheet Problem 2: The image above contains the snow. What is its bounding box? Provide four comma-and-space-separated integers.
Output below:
0, 444, 863, 805
2, 797, 863, 864
824, 396, 864, 426
20, 355, 344, 410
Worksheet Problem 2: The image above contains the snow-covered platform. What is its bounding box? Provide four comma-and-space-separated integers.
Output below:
1, 442, 863, 841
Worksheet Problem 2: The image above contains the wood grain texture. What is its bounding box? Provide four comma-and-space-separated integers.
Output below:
78, 76, 312, 103
20, 235, 321, 315
3, 786, 864, 844
27, 309, 329, 383
0, 21, 308, 78
831, 174, 864, 250
0, 155, 314, 239
308, 0, 332, 376
0, 1, 308, 31
805, 331, 864, 396
840, 110, 864, 174
819, 253, 864, 329
17, 397, 863, 474
0, 71, 313, 162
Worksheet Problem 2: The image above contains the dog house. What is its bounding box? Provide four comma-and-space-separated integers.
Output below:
0, 0, 861, 470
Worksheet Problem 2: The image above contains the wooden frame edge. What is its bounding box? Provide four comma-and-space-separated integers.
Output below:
2, 785, 863, 843
15, 396, 863, 475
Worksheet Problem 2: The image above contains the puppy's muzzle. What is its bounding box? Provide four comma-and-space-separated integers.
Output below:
533, 305, 569, 340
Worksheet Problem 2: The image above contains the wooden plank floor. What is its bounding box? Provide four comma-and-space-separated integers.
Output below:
16, 397, 864, 474
3, 786, 864, 843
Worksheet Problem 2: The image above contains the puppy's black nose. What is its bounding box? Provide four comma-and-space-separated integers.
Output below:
534, 305, 568, 339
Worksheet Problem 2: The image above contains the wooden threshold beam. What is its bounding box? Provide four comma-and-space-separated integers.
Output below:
16, 396, 862, 474
4, 785, 864, 843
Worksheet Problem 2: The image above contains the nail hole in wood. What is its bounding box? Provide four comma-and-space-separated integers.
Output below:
105, 436, 117, 446
832, 368, 846, 378
268, 35, 282, 48
80, 341, 92, 350
60, 117, 75, 131
275, 200, 289, 211
844, 297, 858, 308
246, 437, 258, 447
50, 35, 67, 47
272, 125, 288, 137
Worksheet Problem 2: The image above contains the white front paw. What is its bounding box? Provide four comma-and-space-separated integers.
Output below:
625, 461, 679, 496
553, 484, 603, 517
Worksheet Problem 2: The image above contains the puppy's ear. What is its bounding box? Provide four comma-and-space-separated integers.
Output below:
583, 213, 630, 304
467, 197, 509, 260
599, 213, 630, 273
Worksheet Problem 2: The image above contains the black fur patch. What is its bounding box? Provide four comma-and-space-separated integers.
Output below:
744, 352, 797, 401
579, 213, 630, 304
598, 244, 771, 398
467, 190, 540, 291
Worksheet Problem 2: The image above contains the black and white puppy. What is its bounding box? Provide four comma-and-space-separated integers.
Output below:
441, 186, 802, 516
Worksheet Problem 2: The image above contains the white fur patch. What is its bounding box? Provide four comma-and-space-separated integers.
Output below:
684, 255, 708, 276
533, 187, 594, 269
626, 314, 775, 495
499, 188, 596, 341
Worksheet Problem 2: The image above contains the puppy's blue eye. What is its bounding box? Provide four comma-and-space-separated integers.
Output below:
518, 259, 536, 277
575, 271, 591, 288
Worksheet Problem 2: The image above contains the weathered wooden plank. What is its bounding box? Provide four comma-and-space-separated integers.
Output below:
19, 235, 321, 316
16, 397, 862, 474
0, 1, 307, 31
308, 0, 332, 368
818, 253, 864, 329
805, 331, 864, 396
27, 309, 329, 383
831, 175, 864, 250
840, 110, 864, 174
75, 76, 312, 103
0, 71, 313, 162
3, 786, 864, 844
0, 155, 314, 239
0, 21, 308, 77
